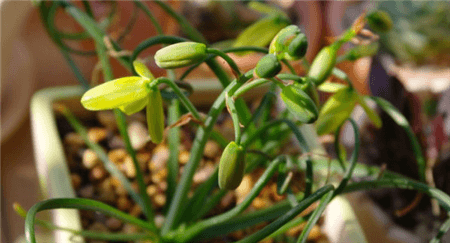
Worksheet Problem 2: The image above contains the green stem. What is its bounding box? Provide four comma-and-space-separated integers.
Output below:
226, 94, 242, 144
233, 78, 271, 99
242, 119, 309, 152
333, 119, 360, 196
133, 0, 164, 35
431, 216, 450, 243
235, 185, 335, 243
297, 190, 334, 243
180, 46, 268, 81
166, 99, 181, 210
281, 59, 297, 74
154, 77, 201, 120
265, 215, 307, 241
62, 1, 129, 69
153, 0, 207, 43
95, 36, 155, 225
173, 156, 285, 242
343, 178, 450, 212
161, 71, 253, 235
332, 67, 354, 89
206, 48, 242, 76
38, 3, 90, 89
25, 198, 157, 243
277, 73, 305, 83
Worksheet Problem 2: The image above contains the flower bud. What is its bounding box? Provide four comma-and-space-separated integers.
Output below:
287, 33, 308, 60
81, 77, 148, 111
316, 88, 358, 135
146, 88, 164, 144
281, 84, 319, 124
154, 42, 207, 69
366, 10, 393, 33
269, 25, 308, 60
345, 42, 379, 61
119, 97, 148, 115
218, 142, 245, 190
307, 45, 339, 85
254, 54, 282, 78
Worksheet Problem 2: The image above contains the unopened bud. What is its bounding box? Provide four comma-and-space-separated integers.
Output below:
154, 42, 207, 69
254, 54, 282, 78
218, 142, 245, 190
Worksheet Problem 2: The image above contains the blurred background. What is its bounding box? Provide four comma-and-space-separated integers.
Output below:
1, 1, 450, 243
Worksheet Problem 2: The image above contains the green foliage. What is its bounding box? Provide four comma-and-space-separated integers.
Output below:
25, 2, 450, 243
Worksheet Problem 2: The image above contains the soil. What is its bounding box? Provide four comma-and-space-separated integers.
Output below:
57, 109, 329, 243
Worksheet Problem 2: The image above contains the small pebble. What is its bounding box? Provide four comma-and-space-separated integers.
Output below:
151, 169, 167, 183
116, 196, 132, 211
153, 194, 166, 207
96, 111, 117, 131
90, 165, 107, 181
114, 182, 128, 197
127, 121, 149, 150
108, 149, 127, 164
108, 135, 125, 149
129, 204, 142, 217
158, 181, 168, 191
204, 140, 220, 158
260, 238, 273, 243
70, 174, 82, 190
154, 214, 165, 228
98, 190, 116, 204
131, 182, 139, 193
88, 222, 108, 232
193, 163, 215, 184
235, 175, 253, 204
271, 183, 285, 201
64, 132, 85, 146
122, 156, 136, 178
127, 112, 146, 124
252, 197, 269, 209
220, 192, 235, 208
287, 222, 305, 236
137, 152, 151, 171
307, 225, 323, 241
87, 127, 108, 143
105, 217, 123, 231
178, 150, 190, 164
79, 185, 94, 198
149, 145, 169, 172
122, 223, 139, 234
146, 185, 158, 196
82, 149, 100, 169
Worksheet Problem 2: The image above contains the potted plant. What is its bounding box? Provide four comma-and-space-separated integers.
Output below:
17, 1, 450, 243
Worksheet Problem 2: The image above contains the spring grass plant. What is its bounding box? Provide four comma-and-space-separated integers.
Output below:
19, 1, 450, 242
